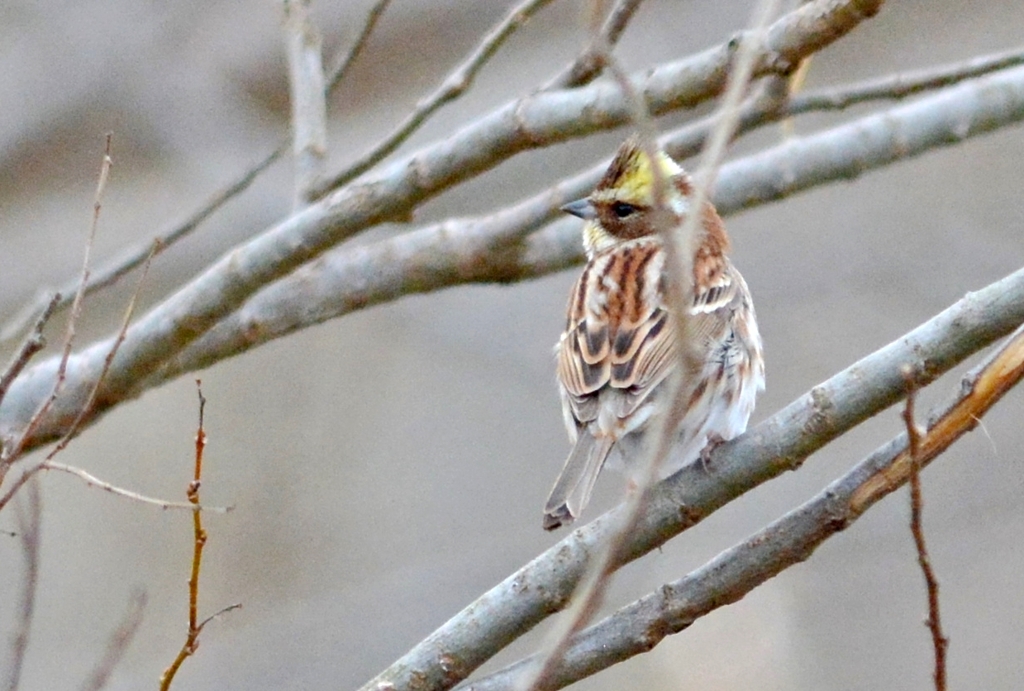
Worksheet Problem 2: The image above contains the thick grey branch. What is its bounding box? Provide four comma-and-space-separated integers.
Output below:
354, 264, 1024, 691
461, 326, 1024, 691
0, 0, 882, 452
284, 0, 328, 204
155, 64, 1024, 384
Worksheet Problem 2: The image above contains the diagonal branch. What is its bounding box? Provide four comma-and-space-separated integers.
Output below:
311, 0, 559, 196
325, 0, 392, 92
462, 324, 1024, 691
0, 0, 883, 453
542, 0, 647, 90
353, 263, 1024, 691
151, 63, 1024, 386
0, 0, 394, 342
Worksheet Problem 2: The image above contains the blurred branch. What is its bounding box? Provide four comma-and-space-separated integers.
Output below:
0, 0, 393, 342
792, 44, 1024, 110
0, 3, 402, 342
79, 591, 147, 691
542, 0, 647, 90
153, 63, 1024, 383
284, 0, 328, 205
462, 324, 1024, 691
311, 0, 559, 196
355, 264, 1024, 691
314, 0, 878, 198
4, 479, 41, 691
325, 0, 392, 92
0, 0, 881, 454
0, 294, 59, 413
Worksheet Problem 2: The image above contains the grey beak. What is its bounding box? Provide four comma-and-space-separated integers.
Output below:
561, 198, 597, 220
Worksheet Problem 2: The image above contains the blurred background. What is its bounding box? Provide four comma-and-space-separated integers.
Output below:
1, 0, 1023, 688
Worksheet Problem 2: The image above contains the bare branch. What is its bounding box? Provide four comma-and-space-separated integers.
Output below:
1, 137, 112, 465
79, 591, 147, 691
325, 0, 392, 92
0, 294, 60, 413
541, 0, 646, 90
794, 44, 1024, 110
149, 63, 1024, 391
517, 0, 781, 684
0, 147, 284, 345
45, 242, 158, 460
0, 3, 398, 342
41, 461, 231, 513
4, 479, 41, 691
902, 372, 948, 691
355, 263, 1024, 691
463, 325, 1024, 691
0, 465, 43, 515
284, 0, 328, 205
312, 0, 559, 196
159, 382, 237, 690
0, 3, 399, 343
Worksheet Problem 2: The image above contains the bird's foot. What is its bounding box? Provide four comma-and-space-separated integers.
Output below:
698, 433, 727, 472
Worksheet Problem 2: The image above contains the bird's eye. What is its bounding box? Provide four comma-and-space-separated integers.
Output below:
611, 202, 637, 218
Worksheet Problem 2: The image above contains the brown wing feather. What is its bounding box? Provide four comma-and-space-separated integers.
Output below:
557, 243, 749, 433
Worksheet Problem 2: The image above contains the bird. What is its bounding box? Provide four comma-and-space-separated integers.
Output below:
543, 136, 764, 531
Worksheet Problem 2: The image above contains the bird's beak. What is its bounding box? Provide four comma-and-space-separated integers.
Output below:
560, 198, 597, 220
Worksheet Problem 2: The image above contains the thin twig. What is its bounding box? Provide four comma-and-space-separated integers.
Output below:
160, 382, 238, 690
902, 368, 948, 691
0, 294, 60, 417
0, 1, 397, 341
1, 136, 113, 465
4, 479, 41, 691
542, 0, 646, 90
0, 465, 44, 514
0, 147, 284, 344
79, 591, 147, 691
45, 241, 159, 460
197, 603, 243, 631
325, 0, 392, 92
311, 0, 558, 197
0, 3, 398, 342
795, 44, 1024, 110
0, 246, 170, 515
284, 0, 328, 205
41, 461, 231, 513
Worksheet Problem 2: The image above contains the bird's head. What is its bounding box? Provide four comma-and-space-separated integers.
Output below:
562, 137, 692, 254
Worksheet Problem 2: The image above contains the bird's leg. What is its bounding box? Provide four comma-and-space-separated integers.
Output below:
698, 433, 727, 472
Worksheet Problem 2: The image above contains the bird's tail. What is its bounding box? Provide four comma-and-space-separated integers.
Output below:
543, 434, 615, 531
